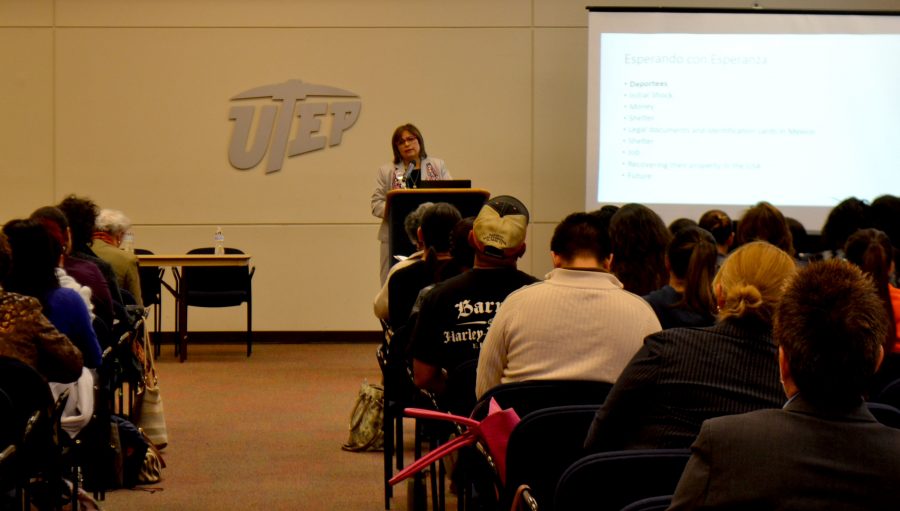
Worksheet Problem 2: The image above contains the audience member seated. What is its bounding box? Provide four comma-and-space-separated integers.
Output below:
2, 219, 102, 369
698, 209, 733, 269
475, 212, 661, 398
373, 201, 433, 321
871, 194, 900, 283
844, 228, 900, 392
585, 241, 796, 452
735, 201, 795, 256
668, 217, 698, 235
58, 194, 128, 314
0, 232, 83, 383
92, 208, 143, 309
643, 226, 717, 329
819, 196, 872, 260
411, 195, 537, 406
669, 260, 900, 511
387, 202, 462, 330
785, 216, 814, 264
609, 203, 671, 295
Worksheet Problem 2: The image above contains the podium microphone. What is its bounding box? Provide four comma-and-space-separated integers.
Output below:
405, 161, 416, 188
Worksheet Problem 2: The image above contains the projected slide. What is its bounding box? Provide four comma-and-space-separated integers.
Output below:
596, 33, 900, 207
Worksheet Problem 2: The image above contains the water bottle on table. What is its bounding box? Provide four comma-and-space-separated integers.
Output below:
214, 226, 225, 255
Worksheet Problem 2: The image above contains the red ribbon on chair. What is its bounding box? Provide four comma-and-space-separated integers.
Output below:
388, 398, 520, 486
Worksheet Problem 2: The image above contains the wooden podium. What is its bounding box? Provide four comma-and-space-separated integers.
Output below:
385, 188, 490, 261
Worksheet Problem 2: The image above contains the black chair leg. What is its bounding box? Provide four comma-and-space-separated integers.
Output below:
246, 299, 252, 357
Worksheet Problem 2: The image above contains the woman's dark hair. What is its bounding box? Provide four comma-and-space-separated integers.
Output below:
844, 228, 897, 352
0, 233, 10, 282
736, 201, 794, 256
609, 203, 671, 295
668, 226, 718, 317
668, 218, 698, 236
450, 217, 475, 269
391, 123, 427, 164
57, 194, 99, 250
821, 197, 872, 253
698, 209, 733, 246
2, 219, 62, 308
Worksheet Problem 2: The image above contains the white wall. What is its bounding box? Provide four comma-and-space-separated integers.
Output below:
1, 0, 895, 332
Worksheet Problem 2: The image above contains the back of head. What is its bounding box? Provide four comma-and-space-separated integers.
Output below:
844, 228, 896, 350
609, 203, 671, 295
775, 260, 886, 408
714, 241, 796, 325
450, 217, 475, 269
699, 209, 733, 247
821, 197, 872, 252
57, 194, 99, 250
404, 202, 434, 246
0, 232, 10, 283
472, 195, 530, 264
420, 202, 461, 253
668, 218, 698, 236
736, 201, 794, 256
1, 219, 62, 300
871, 194, 900, 250
30, 206, 70, 253
668, 226, 718, 316
95, 209, 131, 236
550, 212, 611, 264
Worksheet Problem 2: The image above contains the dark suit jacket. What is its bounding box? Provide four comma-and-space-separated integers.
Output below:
585, 319, 785, 451
669, 395, 900, 510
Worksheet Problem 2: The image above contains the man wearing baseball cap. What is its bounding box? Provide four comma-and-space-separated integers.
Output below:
410, 195, 538, 412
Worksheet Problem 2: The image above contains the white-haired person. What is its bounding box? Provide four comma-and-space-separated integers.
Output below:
92, 208, 143, 308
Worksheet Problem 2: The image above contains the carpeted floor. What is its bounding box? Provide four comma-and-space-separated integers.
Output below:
100, 342, 419, 511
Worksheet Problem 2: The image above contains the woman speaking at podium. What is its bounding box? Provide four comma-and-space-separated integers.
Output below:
371, 123, 451, 285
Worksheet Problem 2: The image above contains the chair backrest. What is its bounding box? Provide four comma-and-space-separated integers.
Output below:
472, 379, 614, 420
182, 247, 251, 307
619, 495, 674, 511
554, 449, 691, 511
873, 377, 900, 409
442, 358, 479, 416
504, 405, 600, 511
133, 248, 163, 306
0, 356, 55, 475
866, 402, 900, 429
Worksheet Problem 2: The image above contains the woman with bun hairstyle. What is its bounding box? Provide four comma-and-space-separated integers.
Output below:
586, 241, 796, 452
643, 226, 718, 329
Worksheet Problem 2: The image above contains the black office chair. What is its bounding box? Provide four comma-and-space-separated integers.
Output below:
866, 402, 900, 429
471, 379, 614, 420
133, 248, 165, 357
179, 247, 255, 357
554, 449, 691, 511
503, 405, 600, 511
0, 357, 58, 509
619, 495, 674, 511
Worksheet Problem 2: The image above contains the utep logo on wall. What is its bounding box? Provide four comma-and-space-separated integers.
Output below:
228, 79, 361, 174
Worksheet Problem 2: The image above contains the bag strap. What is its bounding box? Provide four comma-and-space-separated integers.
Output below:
402, 407, 479, 429
388, 430, 477, 486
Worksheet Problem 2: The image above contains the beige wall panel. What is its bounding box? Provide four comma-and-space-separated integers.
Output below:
54, 28, 532, 226
532, 28, 587, 223
0, 0, 52, 26
55, 0, 531, 28
0, 28, 54, 221
134, 224, 388, 331
530, 221, 556, 277
535, 0, 590, 27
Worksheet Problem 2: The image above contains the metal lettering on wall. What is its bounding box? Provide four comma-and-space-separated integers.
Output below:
228, 79, 361, 174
